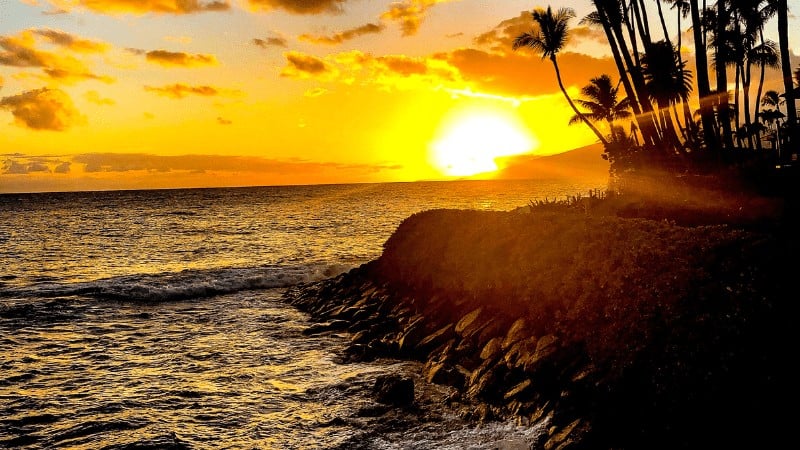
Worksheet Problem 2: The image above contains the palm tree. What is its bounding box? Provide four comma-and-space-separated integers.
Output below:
760, 90, 785, 152
689, 0, 719, 155
641, 40, 692, 153
776, 0, 796, 156
513, 6, 609, 146
568, 74, 633, 129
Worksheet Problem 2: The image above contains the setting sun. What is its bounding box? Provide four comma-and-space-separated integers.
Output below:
431, 112, 538, 177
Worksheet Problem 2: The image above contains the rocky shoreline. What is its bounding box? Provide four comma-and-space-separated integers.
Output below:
284, 207, 795, 449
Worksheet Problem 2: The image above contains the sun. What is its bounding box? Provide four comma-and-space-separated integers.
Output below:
431, 111, 537, 177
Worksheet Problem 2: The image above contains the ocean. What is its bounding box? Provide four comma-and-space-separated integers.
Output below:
0, 179, 605, 449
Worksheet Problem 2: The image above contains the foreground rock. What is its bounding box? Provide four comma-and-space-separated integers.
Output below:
285, 208, 797, 449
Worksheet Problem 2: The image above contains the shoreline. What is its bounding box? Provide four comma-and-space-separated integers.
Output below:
285, 205, 796, 449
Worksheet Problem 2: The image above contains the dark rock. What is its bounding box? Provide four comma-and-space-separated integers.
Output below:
301, 320, 349, 336
416, 324, 454, 352
373, 374, 415, 406
504, 379, 533, 400
356, 404, 391, 417
425, 361, 466, 387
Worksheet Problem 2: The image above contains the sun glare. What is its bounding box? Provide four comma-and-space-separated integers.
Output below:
431, 112, 537, 177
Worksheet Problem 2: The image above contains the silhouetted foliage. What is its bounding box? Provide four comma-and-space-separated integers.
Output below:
515, 1, 798, 191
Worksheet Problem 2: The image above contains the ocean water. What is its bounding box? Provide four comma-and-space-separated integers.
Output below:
0, 179, 604, 449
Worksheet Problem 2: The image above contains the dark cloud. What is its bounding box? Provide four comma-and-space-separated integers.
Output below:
300, 23, 384, 45
54, 161, 71, 173
281, 51, 336, 78
0, 88, 84, 131
253, 37, 288, 48
144, 84, 221, 99
246, 0, 347, 15
45, 0, 230, 15
145, 50, 218, 67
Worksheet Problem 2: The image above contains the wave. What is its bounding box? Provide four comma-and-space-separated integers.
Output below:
0, 263, 353, 303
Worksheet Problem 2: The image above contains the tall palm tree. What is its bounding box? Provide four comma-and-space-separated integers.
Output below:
568, 74, 633, 128
513, 6, 610, 146
689, 0, 719, 155
776, 0, 796, 156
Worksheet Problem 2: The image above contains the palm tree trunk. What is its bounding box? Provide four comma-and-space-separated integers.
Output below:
754, 31, 768, 132
778, 0, 797, 157
716, 1, 735, 150
594, 3, 659, 147
550, 55, 610, 146
655, 0, 671, 43
636, 0, 652, 44
690, 0, 720, 157
744, 60, 755, 150
735, 64, 741, 134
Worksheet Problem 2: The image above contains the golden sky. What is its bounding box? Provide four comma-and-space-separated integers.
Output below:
1, 0, 798, 192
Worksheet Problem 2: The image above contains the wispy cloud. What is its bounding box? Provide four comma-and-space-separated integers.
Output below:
0, 29, 112, 83
280, 51, 338, 79
253, 37, 288, 49
44, 0, 231, 15
144, 50, 218, 67
143, 83, 238, 99
381, 0, 457, 36
246, 0, 347, 15
300, 23, 384, 45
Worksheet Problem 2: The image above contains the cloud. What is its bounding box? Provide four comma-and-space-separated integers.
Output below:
54, 161, 71, 173
253, 37, 288, 48
300, 23, 384, 45
377, 54, 428, 76
85, 90, 115, 105
69, 152, 402, 175
1, 155, 72, 174
144, 83, 222, 98
246, 0, 347, 15
281, 51, 337, 79
33, 28, 109, 53
216, 116, 232, 125
145, 50, 218, 67
44, 0, 231, 15
473, 11, 532, 53
0, 87, 85, 131
381, 0, 454, 36
475, 12, 606, 54
433, 48, 617, 97
0, 29, 111, 83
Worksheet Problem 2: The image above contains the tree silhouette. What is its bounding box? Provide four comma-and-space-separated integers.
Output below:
568, 75, 632, 129
513, 6, 610, 146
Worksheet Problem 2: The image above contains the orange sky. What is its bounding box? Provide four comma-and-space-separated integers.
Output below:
1, 0, 798, 193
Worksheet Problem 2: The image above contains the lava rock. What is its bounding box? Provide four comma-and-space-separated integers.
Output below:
373, 374, 415, 406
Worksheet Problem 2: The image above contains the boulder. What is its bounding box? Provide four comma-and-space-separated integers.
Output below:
373, 374, 415, 406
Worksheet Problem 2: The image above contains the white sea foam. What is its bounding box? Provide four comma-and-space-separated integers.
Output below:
1, 263, 354, 302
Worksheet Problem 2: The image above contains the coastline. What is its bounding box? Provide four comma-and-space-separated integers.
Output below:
285, 204, 796, 449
